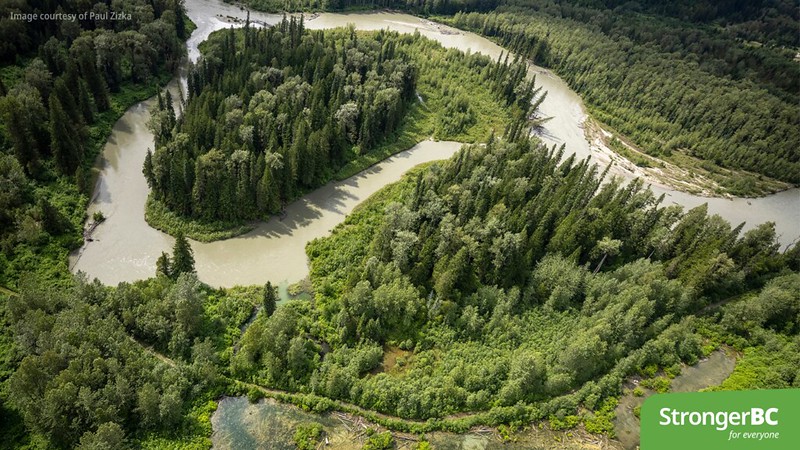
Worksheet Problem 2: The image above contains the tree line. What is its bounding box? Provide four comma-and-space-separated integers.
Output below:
146, 18, 540, 223
233, 134, 799, 420
445, 6, 800, 189
234, 0, 500, 15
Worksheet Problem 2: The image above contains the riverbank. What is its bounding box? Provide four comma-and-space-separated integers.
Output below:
212, 395, 623, 449
585, 117, 791, 198
435, 11, 799, 199
71, 2, 800, 289
141, 23, 511, 242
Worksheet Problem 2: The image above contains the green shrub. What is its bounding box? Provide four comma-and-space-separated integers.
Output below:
664, 364, 682, 379
293, 423, 324, 450
548, 414, 580, 431
640, 377, 670, 393
246, 387, 264, 403
584, 398, 617, 436
641, 364, 658, 378
362, 431, 394, 450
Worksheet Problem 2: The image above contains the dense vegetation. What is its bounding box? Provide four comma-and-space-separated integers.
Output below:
1, 0, 188, 177
5, 134, 796, 447
145, 18, 539, 234
0, 0, 189, 286
234, 135, 799, 422
1, 1, 798, 448
2, 267, 264, 448
444, 3, 800, 193
0, 1, 191, 447
237, 0, 800, 195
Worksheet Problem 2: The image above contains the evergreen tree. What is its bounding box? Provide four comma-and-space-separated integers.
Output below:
143, 149, 155, 188
71, 36, 111, 112
49, 93, 84, 174
171, 232, 195, 276
263, 281, 277, 317
156, 252, 172, 278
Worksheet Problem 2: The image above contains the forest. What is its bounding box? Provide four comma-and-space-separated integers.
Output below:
0, 0, 191, 447
0, 0, 190, 287
236, 0, 800, 195
0, 1, 798, 448
443, 4, 800, 194
234, 135, 799, 423
145, 18, 539, 236
4, 134, 798, 448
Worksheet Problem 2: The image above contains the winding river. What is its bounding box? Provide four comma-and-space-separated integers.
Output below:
70, 0, 800, 288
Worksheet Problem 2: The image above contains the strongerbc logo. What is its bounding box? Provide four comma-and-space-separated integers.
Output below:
641, 390, 799, 449
658, 407, 779, 431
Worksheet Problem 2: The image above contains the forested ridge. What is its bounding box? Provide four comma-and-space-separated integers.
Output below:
146, 18, 540, 230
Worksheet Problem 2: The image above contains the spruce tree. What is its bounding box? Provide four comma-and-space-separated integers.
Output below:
49, 93, 84, 174
156, 252, 171, 278
77, 78, 95, 123
143, 149, 155, 189
263, 281, 277, 317
171, 232, 195, 277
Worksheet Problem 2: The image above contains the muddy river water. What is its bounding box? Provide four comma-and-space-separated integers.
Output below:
70, 0, 799, 288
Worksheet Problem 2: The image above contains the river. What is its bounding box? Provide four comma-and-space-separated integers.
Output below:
69, 0, 799, 288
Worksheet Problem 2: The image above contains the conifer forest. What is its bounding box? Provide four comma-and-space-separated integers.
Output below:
0, 0, 798, 449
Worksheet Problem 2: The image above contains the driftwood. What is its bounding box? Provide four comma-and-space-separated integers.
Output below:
471, 427, 496, 438
84, 220, 102, 240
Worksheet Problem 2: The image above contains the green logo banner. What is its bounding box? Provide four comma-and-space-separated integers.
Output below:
641, 389, 800, 449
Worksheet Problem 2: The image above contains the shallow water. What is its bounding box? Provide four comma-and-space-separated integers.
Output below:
613, 351, 736, 450
211, 397, 359, 450
70, 0, 799, 289
212, 396, 622, 450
